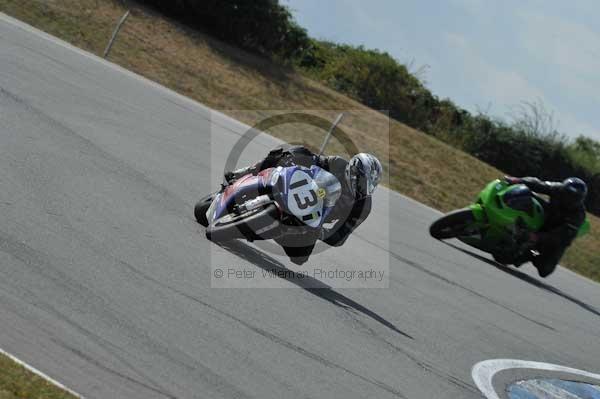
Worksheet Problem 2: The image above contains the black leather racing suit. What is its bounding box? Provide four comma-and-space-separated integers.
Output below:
519, 177, 586, 277
228, 145, 371, 265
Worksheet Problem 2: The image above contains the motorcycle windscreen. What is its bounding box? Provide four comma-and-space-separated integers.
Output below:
205, 192, 221, 225
502, 185, 534, 214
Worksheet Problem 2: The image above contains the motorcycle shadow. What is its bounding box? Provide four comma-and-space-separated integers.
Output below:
444, 242, 600, 319
216, 240, 414, 340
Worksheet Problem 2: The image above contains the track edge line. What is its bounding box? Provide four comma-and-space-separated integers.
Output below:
0, 346, 85, 399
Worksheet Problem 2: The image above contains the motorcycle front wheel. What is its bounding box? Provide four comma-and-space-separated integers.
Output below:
429, 208, 476, 239
194, 192, 218, 227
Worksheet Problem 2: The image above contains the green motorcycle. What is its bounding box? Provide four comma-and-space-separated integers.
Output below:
429, 179, 590, 264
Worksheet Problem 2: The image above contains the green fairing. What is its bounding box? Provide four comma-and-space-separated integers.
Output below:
473, 179, 544, 229
578, 218, 591, 237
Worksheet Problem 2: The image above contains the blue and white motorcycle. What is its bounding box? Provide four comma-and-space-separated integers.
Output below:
195, 165, 342, 243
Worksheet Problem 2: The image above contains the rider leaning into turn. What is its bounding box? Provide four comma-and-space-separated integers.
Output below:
225, 145, 383, 265
504, 175, 587, 277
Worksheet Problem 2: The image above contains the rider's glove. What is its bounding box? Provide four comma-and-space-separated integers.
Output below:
224, 171, 235, 184
224, 165, 258, 184
504, 176, 522, 185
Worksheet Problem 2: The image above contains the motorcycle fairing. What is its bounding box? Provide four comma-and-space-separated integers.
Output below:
207, 169, 273, 225
206, 165, 341, 229
272, 165, 341, 228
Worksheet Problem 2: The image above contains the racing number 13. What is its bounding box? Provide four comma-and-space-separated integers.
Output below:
290, 179, 318, 210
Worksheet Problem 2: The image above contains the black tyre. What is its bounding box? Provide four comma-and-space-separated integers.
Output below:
194, 192, 217, 227
429, 208, 475, 239
206, 204, 280, 243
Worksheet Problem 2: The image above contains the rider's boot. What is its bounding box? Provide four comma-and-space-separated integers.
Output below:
512, 249, 534, 268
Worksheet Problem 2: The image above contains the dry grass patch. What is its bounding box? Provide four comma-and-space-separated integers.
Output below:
0, 353, 77, 399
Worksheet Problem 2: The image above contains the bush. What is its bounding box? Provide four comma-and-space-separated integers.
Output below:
568, 136, 600, 173
298, 41, 440, 128
137, 0, 311, 59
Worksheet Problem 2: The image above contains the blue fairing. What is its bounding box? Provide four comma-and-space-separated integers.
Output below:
210, 165, 339, 228
275, 165, 336, 228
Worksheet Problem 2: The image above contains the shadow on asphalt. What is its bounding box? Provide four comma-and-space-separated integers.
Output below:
217, 240, 414, 340
445, 242, 600, 318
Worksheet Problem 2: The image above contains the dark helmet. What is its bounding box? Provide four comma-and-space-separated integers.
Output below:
562, 177, 588, 204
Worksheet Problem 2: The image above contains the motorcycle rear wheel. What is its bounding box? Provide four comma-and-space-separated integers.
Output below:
429, 208, 476, 239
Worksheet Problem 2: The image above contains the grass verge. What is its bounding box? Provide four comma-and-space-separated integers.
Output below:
0, 352, 77, 399
0, 0, 597, 282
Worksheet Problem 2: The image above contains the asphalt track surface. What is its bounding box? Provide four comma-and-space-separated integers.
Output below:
1, 13, 600, 399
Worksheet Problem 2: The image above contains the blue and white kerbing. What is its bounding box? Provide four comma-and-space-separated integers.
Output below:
473, 359, 600, 399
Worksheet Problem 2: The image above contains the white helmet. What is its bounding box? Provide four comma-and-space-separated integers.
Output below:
345, 153, 382, 199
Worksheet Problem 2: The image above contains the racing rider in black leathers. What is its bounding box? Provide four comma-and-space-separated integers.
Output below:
225, 145, 383, 265
504, 176, 587, 277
